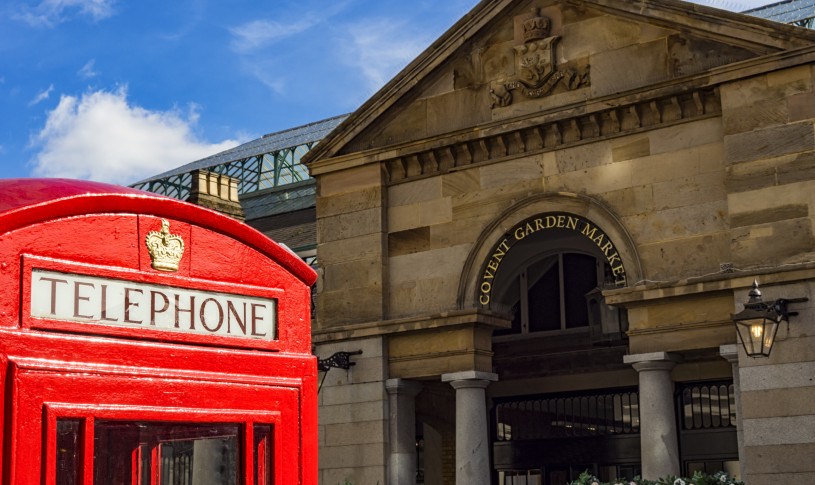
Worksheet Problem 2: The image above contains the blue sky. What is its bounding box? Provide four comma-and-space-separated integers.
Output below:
0, 0, 776, 185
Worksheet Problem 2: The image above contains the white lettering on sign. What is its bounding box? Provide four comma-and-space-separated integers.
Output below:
30, 269, 277, 340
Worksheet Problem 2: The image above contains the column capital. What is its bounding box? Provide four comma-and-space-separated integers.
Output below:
441, 370, 498, 382
441, 371, 498, 387
719, 344, 739, 365
385, 378, 423, 396
624, 351, 682, 372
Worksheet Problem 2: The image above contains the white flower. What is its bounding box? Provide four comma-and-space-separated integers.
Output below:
674, 479, 686, 485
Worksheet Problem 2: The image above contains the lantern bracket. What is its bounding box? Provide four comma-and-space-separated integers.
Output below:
317, 350, 362, 372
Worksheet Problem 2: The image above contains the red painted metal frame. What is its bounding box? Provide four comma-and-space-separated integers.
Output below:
0, 179, 319, 484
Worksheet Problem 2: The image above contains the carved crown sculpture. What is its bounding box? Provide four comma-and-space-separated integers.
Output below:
523, 8, 551, 42
145, 219, 185, 272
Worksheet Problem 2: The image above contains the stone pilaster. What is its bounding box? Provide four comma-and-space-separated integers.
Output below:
385, 378, 423, 485
719, 344, 745, 481
441, 371, 497, 485
624, 352, 682, 479
313, 163, 387, 329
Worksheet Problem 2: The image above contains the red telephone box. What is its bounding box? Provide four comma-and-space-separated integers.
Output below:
0, 179, 318, 484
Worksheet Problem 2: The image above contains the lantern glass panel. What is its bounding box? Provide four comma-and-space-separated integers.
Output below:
760, 320, 780, 355
735, 317, 780, 357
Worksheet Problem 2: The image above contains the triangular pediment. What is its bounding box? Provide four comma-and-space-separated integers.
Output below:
306, 0, 815, 165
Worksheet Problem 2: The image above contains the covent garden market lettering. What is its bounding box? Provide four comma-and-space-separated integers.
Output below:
479, 214, 627, 306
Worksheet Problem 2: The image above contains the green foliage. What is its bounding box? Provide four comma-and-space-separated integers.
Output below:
569, 470, 744, 485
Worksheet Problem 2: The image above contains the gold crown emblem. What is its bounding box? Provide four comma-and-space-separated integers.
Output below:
145, 219, 185, 272
523, 9, 551, 42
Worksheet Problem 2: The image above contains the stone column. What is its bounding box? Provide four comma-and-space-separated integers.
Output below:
441, 371, 498, 485
623, 352, 682, 480
385, 378, 423, 485
719, 344, 745, 481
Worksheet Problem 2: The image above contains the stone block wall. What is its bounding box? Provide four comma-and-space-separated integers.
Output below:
721, 65, 815, 269
315, 164, 387, 329
316, 337, 389, 485
384, 114, 730, 321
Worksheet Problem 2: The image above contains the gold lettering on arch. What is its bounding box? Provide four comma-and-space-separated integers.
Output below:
477, 213, 626, 306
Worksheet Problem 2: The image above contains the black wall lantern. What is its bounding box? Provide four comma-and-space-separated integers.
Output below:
731, 280, 807, 358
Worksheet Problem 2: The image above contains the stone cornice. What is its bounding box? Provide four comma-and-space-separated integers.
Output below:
586, 0, 815, 51
383, 86, 720, 185
604, 263, 815, 306
311, 308, 510, 343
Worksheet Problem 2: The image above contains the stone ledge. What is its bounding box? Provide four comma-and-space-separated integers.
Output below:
312, 308, 511, 343
441, 370, 498, 382
604, 263, 815, 305
623, 351, 683, 365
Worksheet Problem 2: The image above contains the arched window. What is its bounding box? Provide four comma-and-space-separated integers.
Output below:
494, 251, 609, 337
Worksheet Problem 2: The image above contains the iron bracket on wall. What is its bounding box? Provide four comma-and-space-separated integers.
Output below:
317, 350, 362, 372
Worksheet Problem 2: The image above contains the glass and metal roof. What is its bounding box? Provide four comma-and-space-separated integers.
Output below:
241, 179, 317, 220
131, 114, 348, 200
744, 0, 815, 28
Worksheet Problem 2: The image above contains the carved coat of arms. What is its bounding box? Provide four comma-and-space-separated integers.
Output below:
491, 8, 590, 108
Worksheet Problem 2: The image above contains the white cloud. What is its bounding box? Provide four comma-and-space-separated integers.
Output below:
242, 62, 287, 94
227, 3, 353, 94
29, 87, 241, 185
15, 0, 115, 27
78, 59, 98, 79
340, 18, 431, 93
228, 2, 352, 53
227, 19, 311, 94
29, 84, 54, 106
229, 19, 316, 52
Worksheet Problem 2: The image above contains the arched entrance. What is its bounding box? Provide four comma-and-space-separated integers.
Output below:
457, 195, 644, 485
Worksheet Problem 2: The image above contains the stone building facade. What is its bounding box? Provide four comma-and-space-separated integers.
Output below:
305, 1, 815, 484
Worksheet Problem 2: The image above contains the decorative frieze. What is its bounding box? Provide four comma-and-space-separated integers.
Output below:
384, 87, 720, 185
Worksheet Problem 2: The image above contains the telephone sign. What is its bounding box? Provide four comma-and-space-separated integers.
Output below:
31, 269, 278, 340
